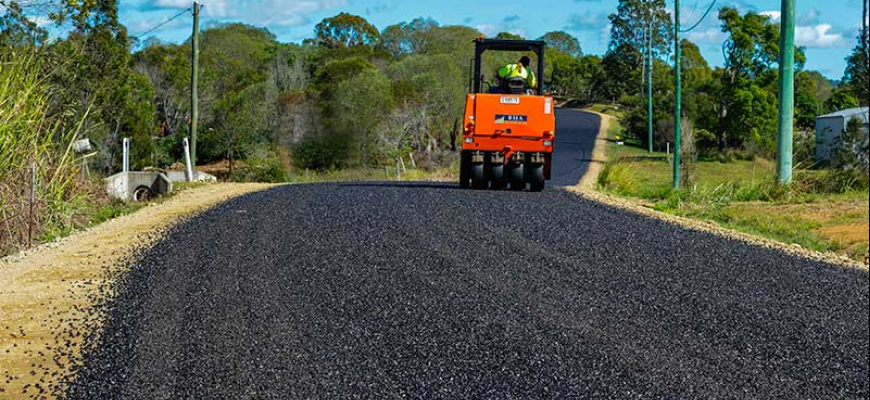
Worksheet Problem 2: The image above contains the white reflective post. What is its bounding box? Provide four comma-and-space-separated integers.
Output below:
183, 137, 194, 182
122, 138, 130, 173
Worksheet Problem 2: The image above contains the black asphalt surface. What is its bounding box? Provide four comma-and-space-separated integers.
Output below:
550, 108, 600, 187
61, 110, 868, 399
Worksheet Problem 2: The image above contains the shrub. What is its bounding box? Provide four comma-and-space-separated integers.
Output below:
291, 133, 352, 171
232, 147, 289, 183
597, 161, 638, 195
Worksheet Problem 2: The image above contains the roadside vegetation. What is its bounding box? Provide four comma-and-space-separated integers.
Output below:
596, 111, 869, 263
583, 0, 869, 264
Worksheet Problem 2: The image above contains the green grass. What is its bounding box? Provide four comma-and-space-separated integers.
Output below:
590, 104, 870, 264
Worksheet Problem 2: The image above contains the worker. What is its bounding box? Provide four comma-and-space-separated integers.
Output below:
497, 55, 537, 90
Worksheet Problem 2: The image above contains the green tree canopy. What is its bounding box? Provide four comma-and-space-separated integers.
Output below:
494, 32, 524, 40
315, 13, 380, 49
539, 31, 581, 57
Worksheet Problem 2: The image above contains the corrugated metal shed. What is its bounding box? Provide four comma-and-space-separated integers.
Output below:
815, 107, 869, 165
817, 108, 869, 124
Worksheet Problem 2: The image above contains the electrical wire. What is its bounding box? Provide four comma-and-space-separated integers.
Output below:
133, 8, 192, 38
679, 0, 718, 33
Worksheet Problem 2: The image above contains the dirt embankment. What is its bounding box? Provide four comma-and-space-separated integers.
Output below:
0, 183, 273, 399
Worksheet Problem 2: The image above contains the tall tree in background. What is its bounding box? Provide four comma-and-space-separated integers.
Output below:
47, 0, 155, 171
715, 7, 806, 153
843, 0, 869, 106
602, 0, 672, 100
608, 0, 672, 58
379, 18, 439, 56
539, 31, 582, 57
315, 13, 379, 49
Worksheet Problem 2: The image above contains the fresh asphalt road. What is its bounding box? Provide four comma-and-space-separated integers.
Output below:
549, 108, 600, 187
64, 109, 868, 399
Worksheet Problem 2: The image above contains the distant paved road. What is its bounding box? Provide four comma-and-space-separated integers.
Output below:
63, 110, 868, 399
550, 108, 600, 187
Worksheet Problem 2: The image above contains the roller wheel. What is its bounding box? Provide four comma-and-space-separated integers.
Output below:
471, 162, 487, 189
528, 164, 545, 192
489, 162, 505, 190
509, 163, 525, 191
459, 152, 471, 188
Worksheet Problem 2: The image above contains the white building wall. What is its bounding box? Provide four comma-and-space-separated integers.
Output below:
815, 116, 844, 165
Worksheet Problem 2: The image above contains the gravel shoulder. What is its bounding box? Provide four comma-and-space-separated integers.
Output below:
0, 183, 273, 399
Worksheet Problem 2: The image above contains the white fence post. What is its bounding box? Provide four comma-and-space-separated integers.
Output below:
183, 138, 194, 182
122, 138, 130, 173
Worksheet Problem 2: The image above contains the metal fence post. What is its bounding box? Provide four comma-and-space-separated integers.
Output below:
28, 162, 35, 247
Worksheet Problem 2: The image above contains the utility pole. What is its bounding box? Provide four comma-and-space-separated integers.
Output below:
647, 0, 654, 153
672, 0, 682, 188
776, 0, 795, 185
190, 1, 200, 167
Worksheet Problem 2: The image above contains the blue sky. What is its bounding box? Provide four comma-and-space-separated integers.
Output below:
114, 0, 866, 79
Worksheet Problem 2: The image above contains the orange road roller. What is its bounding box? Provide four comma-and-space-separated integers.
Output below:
459, 38, 556, 192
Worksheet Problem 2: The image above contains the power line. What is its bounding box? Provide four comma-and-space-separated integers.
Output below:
133, 8, 192, 39
680, 0, 718, 33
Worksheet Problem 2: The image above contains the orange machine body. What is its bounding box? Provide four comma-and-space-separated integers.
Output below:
462, 93, 556, 174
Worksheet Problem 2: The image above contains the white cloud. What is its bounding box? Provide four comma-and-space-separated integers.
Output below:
758, 10, 844, 49
796, 24, 844, 48
760, 10, 781, 21
686, 28, 726, 44
138, 0, 346, 28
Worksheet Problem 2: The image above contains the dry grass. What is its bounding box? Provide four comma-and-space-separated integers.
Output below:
0, 183, 274, 398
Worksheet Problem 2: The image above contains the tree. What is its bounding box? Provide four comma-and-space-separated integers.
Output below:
600, 43, 641, 101
843, 6, 869, 106
0, 1, 48, 48
713, 7, 807, 153
379, 18, 438, 56
825, 87, 859, 113
494, 32, 523, 40
539, 31, 581, 57
43, 0, 158, 172
315, 13, 379, 49
719, 7, 806, 83
607, 0, 672, 62
603, 0, 672, 100
334, 71, 393, 164
548, 49, 585, 96
679, 39, 718, 147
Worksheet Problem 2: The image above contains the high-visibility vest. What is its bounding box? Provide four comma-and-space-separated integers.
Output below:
498, 64, 537, 88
